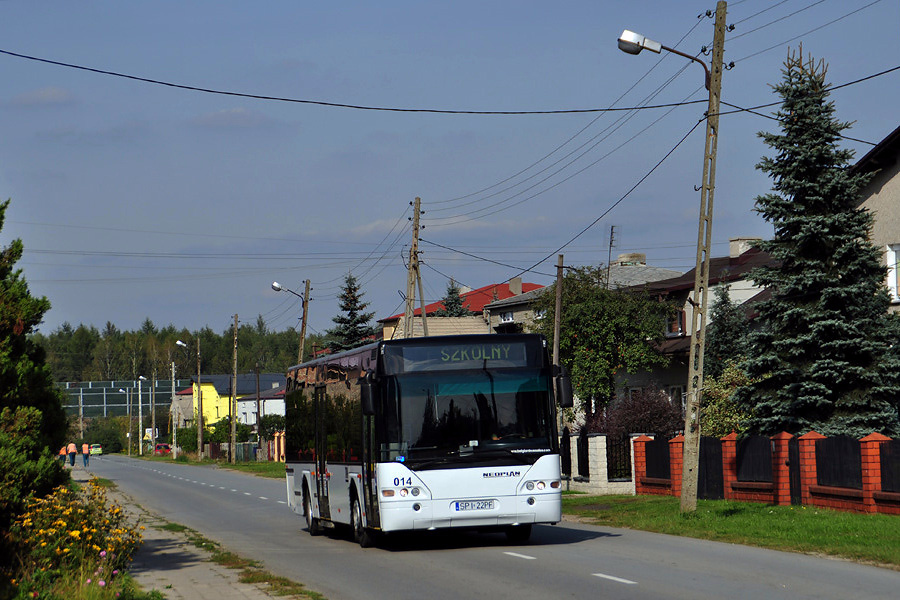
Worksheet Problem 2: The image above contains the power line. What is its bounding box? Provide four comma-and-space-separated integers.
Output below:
0, 48, 706, 116
512, 118, 705, 279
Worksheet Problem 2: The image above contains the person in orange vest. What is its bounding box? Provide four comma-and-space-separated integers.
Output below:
82, 442, 90, 467
66, 441, 77, 467
59, 446, 66, 464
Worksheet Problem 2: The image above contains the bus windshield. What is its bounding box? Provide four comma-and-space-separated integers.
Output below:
379, 368, 555, 468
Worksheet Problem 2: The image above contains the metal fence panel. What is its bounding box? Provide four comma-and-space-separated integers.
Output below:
736, 435, 773, 482
881, 440, 900, 493
606, 434, 632, 481
645, 438, 671, 480
815, 436, 862, 489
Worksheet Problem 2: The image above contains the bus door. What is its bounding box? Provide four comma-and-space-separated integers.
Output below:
314, 384, 331, 520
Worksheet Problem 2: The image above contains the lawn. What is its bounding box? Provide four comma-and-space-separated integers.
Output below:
563, 493, 900, 569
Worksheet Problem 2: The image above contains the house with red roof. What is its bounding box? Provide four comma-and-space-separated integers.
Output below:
378, 277, 543, 339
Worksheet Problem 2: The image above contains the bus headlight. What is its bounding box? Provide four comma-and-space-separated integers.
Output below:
536, 481, 546, 490
525, 481, 535, 491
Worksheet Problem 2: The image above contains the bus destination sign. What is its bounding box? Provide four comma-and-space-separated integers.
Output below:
383, 339, 538, 374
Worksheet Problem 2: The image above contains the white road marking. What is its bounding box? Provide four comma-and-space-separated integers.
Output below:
231, 489, 237, 492
503, 552, 536, 560
593, 573, 638, 585
277, 501, 287, 505
259, 496, 268, 500
244, 492, 251, 496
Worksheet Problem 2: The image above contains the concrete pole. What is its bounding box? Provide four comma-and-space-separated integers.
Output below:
681, 0, 727, 513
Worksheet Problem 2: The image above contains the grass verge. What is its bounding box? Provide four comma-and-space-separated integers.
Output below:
563, 493, 900, 569
150, 520, 324, 599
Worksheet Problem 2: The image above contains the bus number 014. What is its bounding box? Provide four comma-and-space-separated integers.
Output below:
393, 477, 412, 486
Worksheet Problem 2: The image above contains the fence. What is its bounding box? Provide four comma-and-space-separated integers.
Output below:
205, 442, 259, 462
559, 432, 641, 495
59, 379, 192, 418
633, 431, 900, 515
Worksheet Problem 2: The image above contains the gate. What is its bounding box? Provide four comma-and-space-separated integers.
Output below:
788, 436, 801, 505
560, 427, 572, 478
698, 436, 724, 500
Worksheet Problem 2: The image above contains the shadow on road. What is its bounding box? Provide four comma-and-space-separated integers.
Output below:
316, 522, 618, 552
130, 537, 206, 574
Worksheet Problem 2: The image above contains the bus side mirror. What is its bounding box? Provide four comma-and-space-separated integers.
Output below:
360, 374, 377, 416
555, 365, 574, 408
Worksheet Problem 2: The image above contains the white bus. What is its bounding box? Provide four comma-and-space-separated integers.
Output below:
283, 334, 573, 546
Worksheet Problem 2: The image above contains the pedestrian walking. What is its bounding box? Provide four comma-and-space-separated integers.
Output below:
67, 441, 77, 467
82, 442, 90, 467
59, 446, 66, 464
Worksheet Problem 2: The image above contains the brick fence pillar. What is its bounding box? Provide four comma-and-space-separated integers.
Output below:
669, 434, 684, 498
720, 433, 738, 501
797, 431, 825, 506
771, 432, 793, 506
860, 432, 890, 514
633, 435, 653, 495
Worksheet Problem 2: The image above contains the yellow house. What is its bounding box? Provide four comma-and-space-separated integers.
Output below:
189, 374, 284, 427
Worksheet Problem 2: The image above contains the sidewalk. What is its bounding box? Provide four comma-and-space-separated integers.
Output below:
69, 464, 278, 600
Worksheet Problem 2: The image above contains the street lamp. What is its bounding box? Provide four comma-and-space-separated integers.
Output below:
137, 375, 147, 456
272, 280, 310, 364
618, 1, 727, 513
177, 339, 203, 460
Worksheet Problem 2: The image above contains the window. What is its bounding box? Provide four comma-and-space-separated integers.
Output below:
532, 309, 546, 320
666, 310, 686, 337
887, 244, 900, 303
667, 386, 685, 410
499, 311, 515, 324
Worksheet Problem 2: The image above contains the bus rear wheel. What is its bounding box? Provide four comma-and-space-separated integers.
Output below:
505, 524, 532, 544
304, 486, 322, 536
351, 497, 375, 548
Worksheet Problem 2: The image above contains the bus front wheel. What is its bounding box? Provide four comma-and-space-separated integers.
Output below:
351, 497, 375, 548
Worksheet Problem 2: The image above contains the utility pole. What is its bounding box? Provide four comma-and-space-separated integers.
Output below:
138, 376, 144, 456
298, 279, 311, 364
171, 361, 177, 459
255, 362, 261, 446
197, 338, 203, 460
681, 0, 727, 513
151, 369, 157, 452
403, 197, 425, 338
126, 388, 132, 457
606, 226, 616, 290
231, 313, 239, 464
553, 254, 564, 417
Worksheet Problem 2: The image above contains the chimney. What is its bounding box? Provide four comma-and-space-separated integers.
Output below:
729, 237, 758, 258
615, 252, 646, 266
509, 276, 522, 296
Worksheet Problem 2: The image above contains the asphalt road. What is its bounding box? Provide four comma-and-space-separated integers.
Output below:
87, 455, 898, 600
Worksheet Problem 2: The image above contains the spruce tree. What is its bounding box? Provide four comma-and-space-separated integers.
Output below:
737, 51, 900, 437
328, 273, 375, 352
434, 280, 472, 317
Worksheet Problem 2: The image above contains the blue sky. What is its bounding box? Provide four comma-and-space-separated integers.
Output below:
2, 0, 898, 339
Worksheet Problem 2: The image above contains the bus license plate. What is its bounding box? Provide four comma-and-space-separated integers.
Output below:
454, 500, 494, 511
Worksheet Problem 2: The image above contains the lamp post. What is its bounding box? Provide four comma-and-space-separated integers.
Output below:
177, 339, 203, 460
137, 375, 147, 456
618, 0, 727, 513
118, 388, 131, 456
272, 280, 310, 364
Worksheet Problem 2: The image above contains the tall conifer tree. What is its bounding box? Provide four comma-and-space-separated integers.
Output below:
328, 273, 375, 352
737, 51, 900, 437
